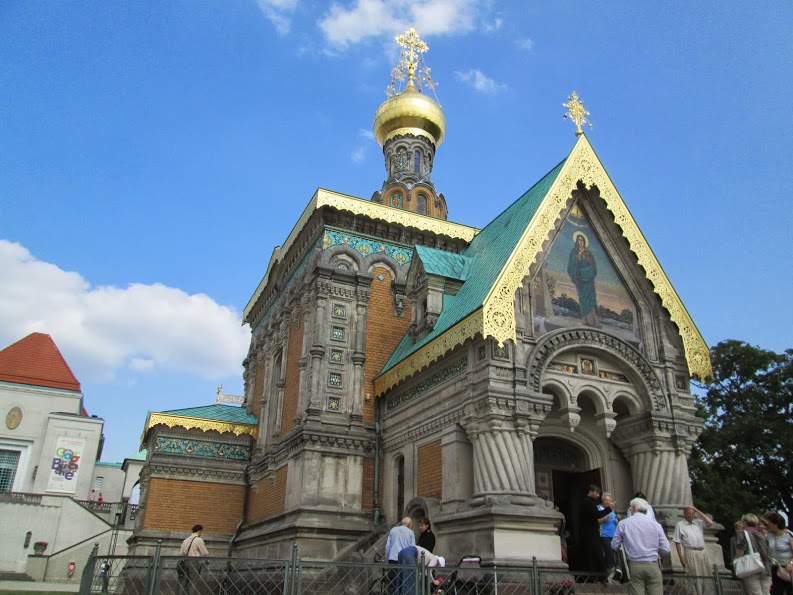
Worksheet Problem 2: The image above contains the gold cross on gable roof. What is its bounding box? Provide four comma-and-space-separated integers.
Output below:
563, 91, 592, 136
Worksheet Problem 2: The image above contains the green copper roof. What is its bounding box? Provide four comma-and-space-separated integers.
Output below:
159, 404, 257, 425
414, 246, 471, 280
380, 158, 567, 375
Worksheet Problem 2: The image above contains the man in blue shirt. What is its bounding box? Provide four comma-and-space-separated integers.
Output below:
385, 517, 415, 595
612, 498, 670, 595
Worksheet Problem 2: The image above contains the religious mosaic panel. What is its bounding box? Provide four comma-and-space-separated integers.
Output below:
531, 202, 641, 346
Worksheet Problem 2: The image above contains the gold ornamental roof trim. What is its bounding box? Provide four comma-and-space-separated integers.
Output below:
141, 412, 257, 447
243, 188, 479, 322
482, 134, 712, 381
375, 135, 712, 394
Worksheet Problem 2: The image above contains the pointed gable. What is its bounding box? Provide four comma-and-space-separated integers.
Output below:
0, 332, 81, 392
375, 134, 712, 395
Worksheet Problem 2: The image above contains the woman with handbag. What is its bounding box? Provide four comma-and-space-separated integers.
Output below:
735, 514, 772, 595
764, 512, 793, 595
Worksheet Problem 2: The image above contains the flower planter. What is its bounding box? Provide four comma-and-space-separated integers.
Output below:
32, 542, 48, 556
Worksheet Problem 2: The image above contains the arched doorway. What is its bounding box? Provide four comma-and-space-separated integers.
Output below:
394, 455, 405, 522
534, 437, 601, 570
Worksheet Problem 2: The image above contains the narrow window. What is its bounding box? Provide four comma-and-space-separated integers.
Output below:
417, 194, 427, 215
414, 150, 421, 173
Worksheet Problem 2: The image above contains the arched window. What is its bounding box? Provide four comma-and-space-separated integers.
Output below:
416, 194, 427, 214
414, 150, 421, 173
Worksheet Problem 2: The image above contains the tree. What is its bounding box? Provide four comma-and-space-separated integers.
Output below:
690, 340, 793, 529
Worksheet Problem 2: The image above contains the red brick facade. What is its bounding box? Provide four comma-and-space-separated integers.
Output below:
247, 466, 288, 523
417, 440, 442, 500
142, 478, 245, 534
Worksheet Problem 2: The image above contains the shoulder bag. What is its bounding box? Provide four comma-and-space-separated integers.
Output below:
177, 536, 197, 578
734, 531, 765, 579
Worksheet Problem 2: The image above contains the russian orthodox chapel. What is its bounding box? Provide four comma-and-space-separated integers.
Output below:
131, 30, 713, 568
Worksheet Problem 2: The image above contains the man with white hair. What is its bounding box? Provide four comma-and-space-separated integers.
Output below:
385, 517, 415, 595
674, 506, 714, 595
612, 497, 671, 595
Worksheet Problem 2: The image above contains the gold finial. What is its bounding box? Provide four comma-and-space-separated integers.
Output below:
386, 28, 437, 97
563, 91, 592, 136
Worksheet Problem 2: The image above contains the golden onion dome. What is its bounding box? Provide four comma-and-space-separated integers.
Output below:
373, 84, 446, 149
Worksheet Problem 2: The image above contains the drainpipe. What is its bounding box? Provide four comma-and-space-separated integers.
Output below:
373, 396, 382, 525
228, 444, 253, 557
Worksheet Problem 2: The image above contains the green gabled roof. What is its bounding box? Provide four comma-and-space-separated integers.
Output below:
380, 158, 567, 376
415, 245, 471, 280
159, 404, 257, 425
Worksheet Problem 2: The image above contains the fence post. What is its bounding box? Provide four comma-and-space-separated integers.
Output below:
418, 551, 426, 595
289, 542, 299, 595
713, 564, 723, 595
532, 556, 539, 595
146, 540, 162, 595
493, 564, 499, 595
79, 542, 99, 595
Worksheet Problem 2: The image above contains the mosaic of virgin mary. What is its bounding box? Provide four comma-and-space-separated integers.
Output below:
567, 231, 599, 327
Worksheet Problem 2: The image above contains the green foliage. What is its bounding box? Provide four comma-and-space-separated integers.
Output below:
690, 340, 793, 532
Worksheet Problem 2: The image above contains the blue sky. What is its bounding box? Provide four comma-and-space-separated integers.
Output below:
2, 2, 791, 464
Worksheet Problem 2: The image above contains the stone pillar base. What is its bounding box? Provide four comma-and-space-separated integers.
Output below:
434, 501, 566, 568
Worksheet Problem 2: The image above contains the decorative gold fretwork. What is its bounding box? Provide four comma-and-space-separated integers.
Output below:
244, 188, 479, 321
563, 91, 592, 136
142, 412, 257, 446
482, 134, 712, 381
373, 311, 483, 395
387, 28, 436, 97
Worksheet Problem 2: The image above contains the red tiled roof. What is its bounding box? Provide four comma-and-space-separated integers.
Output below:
0, 333, 81, 392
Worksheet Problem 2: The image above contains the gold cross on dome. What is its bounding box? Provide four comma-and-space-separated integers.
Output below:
387, 28, 436, 96
563, 91, 592, 136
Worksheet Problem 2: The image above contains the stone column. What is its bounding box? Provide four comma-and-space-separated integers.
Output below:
295, 297, 313, 425
307, 271, 331, 417
351, 274, 372, 422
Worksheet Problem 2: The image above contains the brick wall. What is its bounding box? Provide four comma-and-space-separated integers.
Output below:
363, 267, 412, 423
416, 440, 442, 500
280, 312, 304, 435
361, 455, 384, 511
141, 478, 244, 534
247, 466, 288, 523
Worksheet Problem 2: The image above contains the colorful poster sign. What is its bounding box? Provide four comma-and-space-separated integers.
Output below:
46, 437, 86, 494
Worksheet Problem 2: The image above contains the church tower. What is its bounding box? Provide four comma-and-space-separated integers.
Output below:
371, 29, 448, 219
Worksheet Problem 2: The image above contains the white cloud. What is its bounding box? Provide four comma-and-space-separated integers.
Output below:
351, 147, 367, 162
455, 69, 506, 94
515, 37, 534, 51
359, 128, 375, 140
483, 18, 503, 34
257, 0, 299, 35
0, 240, 250, 382
319, 0, 479, 48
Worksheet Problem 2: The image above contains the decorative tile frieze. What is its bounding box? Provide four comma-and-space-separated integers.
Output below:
387, 357, 468, 412
328, 372, 343, 388
327, 397, 341, 411
323, 228, 412, 266
332, 303, 347, 319
329, 349, 344, 364
154, 437, 251, 461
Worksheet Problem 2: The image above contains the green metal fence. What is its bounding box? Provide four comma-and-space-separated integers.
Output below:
79, 544, 744, 595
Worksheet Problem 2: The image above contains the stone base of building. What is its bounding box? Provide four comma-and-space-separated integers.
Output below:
434, 498, 566, 568
234, 507, 376, 561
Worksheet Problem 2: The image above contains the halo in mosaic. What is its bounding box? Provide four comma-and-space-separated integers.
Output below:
323, 228, 412, 266
154, 437, 251, 461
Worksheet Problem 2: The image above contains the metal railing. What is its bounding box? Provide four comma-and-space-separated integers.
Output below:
79, 545, 744, 595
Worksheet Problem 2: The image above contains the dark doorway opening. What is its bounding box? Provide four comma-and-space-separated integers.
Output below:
396, 456, 405, 522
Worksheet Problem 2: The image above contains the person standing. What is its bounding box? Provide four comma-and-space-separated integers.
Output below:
674, 506, 714, 595
599, 493, 619, 579
612, 497, 671, 595
579, 485, 613, 577
385, 517, 415, 595
764, 512, 793, 595
179, 524, 209, 595
417, 518, 436, 553
735, 514, 772, 595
